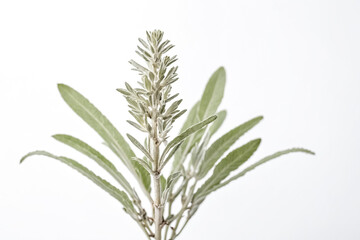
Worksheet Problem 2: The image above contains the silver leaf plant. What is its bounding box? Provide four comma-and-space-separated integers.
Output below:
21, 30, 314, 240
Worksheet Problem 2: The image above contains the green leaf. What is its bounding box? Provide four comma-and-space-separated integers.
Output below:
134, 160, 152, 193
190, 132, 211, 169
198, 67, 226, 120
20, 151, 134, 212
185, 109, 226, 159
173, 66, 226, 172
163, 115, 217, 171
179, 102, 199, 133
197, 116, 263, 179
198, 148, 314, 200
194, 139, 261, 202
160, 175, 166, 194
166, 172, 181, 189
52, 134, 133, 195
132, 157, 153, 174
208, 110, 227, 137
127, 120, 147, 132
173, 102, 200, 170
127, 134, 153, 162
57, 84, 150, 198
159, 141, 183, 170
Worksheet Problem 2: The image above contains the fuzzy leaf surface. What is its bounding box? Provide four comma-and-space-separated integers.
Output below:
166, 115, 217, 171
20, 151, 134, 212
197, 116, 263, 179
208, 148, 315, 194
57, 84, 150, 195
53, 134, 134, 195
194, 139, 261, 202
208, 110, 227, 137
198, 67, 226, 120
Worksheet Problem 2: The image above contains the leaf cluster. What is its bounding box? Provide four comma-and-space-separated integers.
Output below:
20, 30, 314, 240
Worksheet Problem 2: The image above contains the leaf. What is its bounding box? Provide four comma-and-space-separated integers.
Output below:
160, 175, 166, 194
159, 141, 183, 170
127, 134, 153, 162
134, 161, 152, 193
127, 120, 147, 132
173, 102, 200, 170
196, 116, 263, 179
208, 110, 227, 137
132, 157, 153, 174
57, 84, 150, 198
191, 132, 211, 169
173, 67, 226, 172
198, 67, 226, 120
197, 148, 315, 200
179, 102, 199, 133
20, 151, 134, 212
162, 115, 217, 170
52, 134, 133, 195
166, 172, 181, 189
194, 139, 261, 202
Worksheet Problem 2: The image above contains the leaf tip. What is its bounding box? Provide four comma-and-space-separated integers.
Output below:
57, 83, 67, 91
304, 148, 316, 155
257, 115, 264, 121
254, 138, 262, 145
217, 66, 226, 73
51, 134, 62, 141
19, 156, 26, 164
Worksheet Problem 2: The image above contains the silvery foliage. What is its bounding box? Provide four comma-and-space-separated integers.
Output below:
21, 30, 314, 240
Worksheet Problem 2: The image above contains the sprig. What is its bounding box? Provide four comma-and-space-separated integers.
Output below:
20, 30, 314, 240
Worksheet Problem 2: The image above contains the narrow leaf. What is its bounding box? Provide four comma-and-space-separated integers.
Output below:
127, 134, 153, 162
160, 175, 166, 194
57, 84, 150, 198
20, 151, 134, 212
197, 116, 263, 179
132, 157, 153, 174
127, 120, 147, 132
173, 102, 200, 169
159, 141, 183, 170
52, 134, 133, 195
194, 139, 261, 202
162, 115, 217, 167
198, 67, 226, 120
166, 172, 181, 189
208, 148, 315, 194
208, 110, 227, 137
179, 101, 199, 133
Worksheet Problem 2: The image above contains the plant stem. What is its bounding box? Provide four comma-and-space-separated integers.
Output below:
169, 180, 197, 240
151, 106, 162, 240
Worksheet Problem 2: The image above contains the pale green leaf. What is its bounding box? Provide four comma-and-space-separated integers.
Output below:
179, 102, 199, 133
57, 84, 150, 198
206, 148, 315, 195
163, 115, 217, 171
159, 141, 183, 170
173, 102, 200, 170
20, 151, 134, 212
194, 139, 261, 202
208, 110, 227, 137
198, 67, 226, 120
197, 116, 263, 179
134, 161, 151, 193
52, 134, 133, 195
166, 172, 181, 189
160, 175, 166, 194
132, 157, 153, 175
127, 134, 153, 162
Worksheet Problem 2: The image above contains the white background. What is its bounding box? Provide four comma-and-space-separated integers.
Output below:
1, 0, 359, 239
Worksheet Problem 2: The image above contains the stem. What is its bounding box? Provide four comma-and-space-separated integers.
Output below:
151, 107, 162, 240
169, 180, 197, 240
